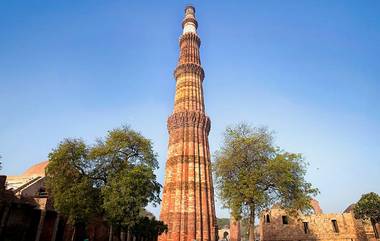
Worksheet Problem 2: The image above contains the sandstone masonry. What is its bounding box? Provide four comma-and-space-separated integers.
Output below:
158, 5, 217, 241
260, 203, 379, 241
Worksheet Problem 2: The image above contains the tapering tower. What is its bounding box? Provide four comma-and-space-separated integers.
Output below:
159, 6, 217, 241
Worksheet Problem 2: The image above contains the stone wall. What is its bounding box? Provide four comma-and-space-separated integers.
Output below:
260, 208, 379, 241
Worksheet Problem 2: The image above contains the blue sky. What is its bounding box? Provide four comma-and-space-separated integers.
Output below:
0, 1, 379, 218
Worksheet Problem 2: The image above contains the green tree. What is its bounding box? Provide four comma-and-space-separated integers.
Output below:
354, 192, 380, 237
90, 126, 158, 185
217, 218, 230, 229
101, 165, 161, 240
91, 126, 161, 241
46, 127, 163, 241
0, 154, 3, 171
131, 215, 168, 241
213, 123, 319, 241
46, 139, 100, 241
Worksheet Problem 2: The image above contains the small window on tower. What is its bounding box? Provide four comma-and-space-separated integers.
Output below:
282, 216, 289, 225
332, 220, 339, 233
266, 214, 270, 223
303, 222, 309, 234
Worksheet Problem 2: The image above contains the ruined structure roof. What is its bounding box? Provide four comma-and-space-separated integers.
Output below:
310, 198, 323, 214
6, 161, 48, 192
22, 160, 48, 177
343, 203, 356, 213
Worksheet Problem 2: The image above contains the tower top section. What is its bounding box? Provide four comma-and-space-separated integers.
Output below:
182, 5, 198, 34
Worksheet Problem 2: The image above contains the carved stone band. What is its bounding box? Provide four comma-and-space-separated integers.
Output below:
174, 63, 205, 81
163, 181, 210, 193
180, 32, 201, 46
167, 111, 211, 134
182, 17, 198, 29
166, 155, 210, 169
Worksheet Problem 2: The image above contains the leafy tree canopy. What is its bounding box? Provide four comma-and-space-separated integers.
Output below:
101, 164, 161, 229
217, 218, 230, 229
213, 123, 319, 241
354, 192, 380, 223
46, 139, 100, 225
46, 126, 162, 239
90, 126, 158, 186
131, 215, 168, 240
91, 126, 161, 232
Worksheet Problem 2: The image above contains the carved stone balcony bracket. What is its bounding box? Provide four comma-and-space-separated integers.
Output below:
174, 63, 205, 81
167, 111, 211, 134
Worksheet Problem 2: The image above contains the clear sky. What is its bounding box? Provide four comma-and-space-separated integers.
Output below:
1, 1, 379, 218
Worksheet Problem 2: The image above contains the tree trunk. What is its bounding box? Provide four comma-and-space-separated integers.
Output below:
71, 225, 76, 241
35, 210, 46, 241
120, 231, 126, 241
126, 229, 131, 241
109, 225, 113, 241
0, 205, 11, 237
51, 214, 60, 241
89, 224, 96, 241
248, 207, 255, 241
371, 218, 379, 239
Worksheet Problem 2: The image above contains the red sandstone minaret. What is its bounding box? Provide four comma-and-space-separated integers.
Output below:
159, 5, 217, 241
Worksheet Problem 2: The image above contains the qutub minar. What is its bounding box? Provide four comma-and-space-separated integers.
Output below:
159, 5, 218, 241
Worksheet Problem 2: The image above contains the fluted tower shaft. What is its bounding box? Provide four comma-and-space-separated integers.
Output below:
159, 6, 217, 241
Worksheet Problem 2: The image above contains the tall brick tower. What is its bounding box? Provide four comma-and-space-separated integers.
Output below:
159, 5, 217, 241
